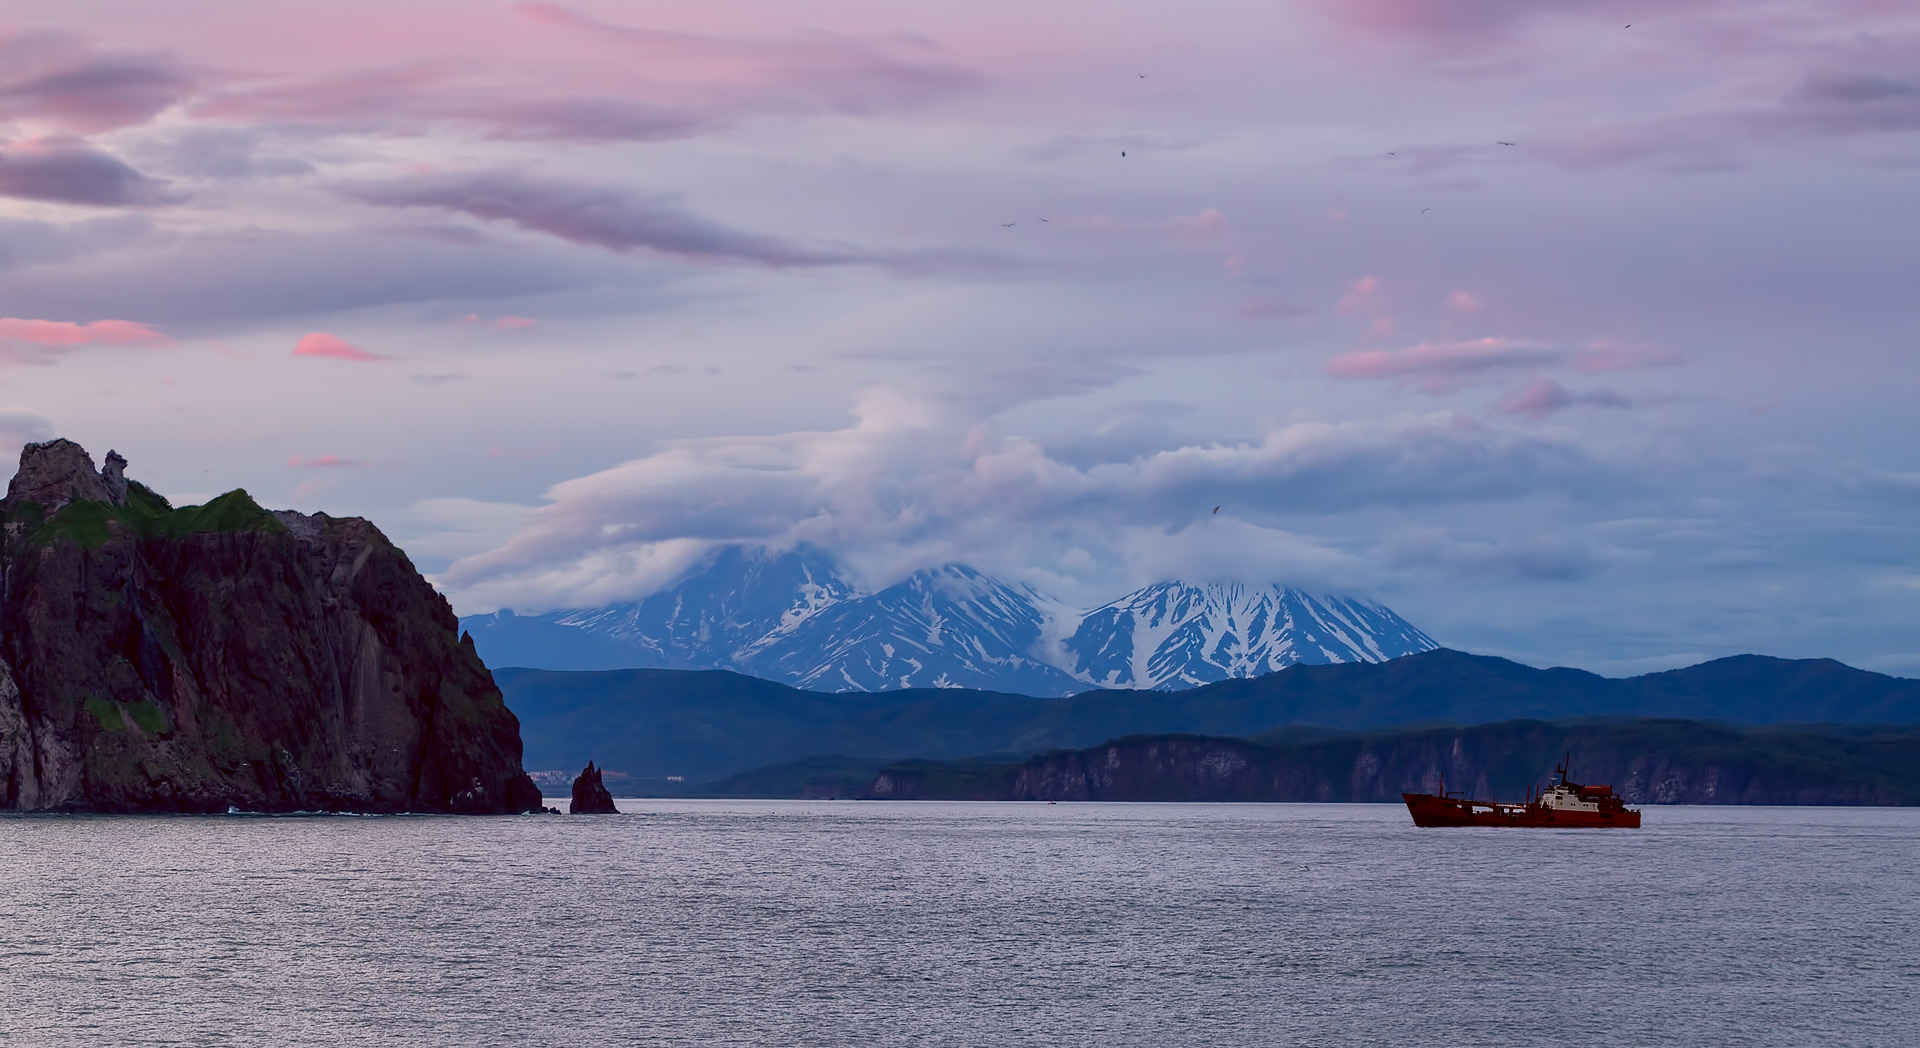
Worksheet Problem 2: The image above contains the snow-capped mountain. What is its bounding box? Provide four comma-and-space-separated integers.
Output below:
461, 547, 1079, 692
1063, 582, 1439, 690
745, 564, 1081, 694
461, 544, 857, 672
460, 545, 1439, 694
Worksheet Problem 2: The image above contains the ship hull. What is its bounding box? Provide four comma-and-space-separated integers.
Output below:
1402, 792, 1642, 829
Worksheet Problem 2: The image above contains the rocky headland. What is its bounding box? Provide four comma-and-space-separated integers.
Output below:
0, 440, 544, 813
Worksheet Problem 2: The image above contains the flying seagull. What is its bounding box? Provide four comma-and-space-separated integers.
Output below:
1421, 208, 1430, 214
1212, 506, 1221, 515
1497, 141, 1516, 146
1038, 217, 1049, 223
1002, 222, 1015, 227
1121, 150, 1127, 157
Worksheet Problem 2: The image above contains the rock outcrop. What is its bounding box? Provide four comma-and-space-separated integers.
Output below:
569, 760, 618, 813
0, 439, 545, 814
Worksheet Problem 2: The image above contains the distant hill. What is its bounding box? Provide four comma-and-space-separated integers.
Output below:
498, 648, 1920, 784
461, 544, 1438, 695
849, 721, 1920, 805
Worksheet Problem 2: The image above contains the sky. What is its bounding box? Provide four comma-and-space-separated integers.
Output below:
1, 0, 1917, 675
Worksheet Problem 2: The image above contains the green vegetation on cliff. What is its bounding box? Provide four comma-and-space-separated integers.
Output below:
10, 484, 283, 552
154, 489, 287, 538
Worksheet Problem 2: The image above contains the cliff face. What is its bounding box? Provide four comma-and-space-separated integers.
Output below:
863, 721, 1920, 805
0, 440, 544, 813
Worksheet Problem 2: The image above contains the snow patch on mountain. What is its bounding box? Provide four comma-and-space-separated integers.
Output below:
1062, 582, 1440, 689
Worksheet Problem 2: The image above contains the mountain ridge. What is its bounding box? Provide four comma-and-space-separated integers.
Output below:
462, 544, 1438, 694
498, 647, 1920, 785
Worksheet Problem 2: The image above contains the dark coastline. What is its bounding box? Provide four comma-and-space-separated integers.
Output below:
500, 650, 1920, 787
699, 719, 1920, 804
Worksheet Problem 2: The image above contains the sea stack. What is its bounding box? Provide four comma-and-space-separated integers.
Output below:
0, 439, 544, 814
570, 760, 618, 813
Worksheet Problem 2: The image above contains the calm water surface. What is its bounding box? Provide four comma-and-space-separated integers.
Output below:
1, 801, 1915, 1047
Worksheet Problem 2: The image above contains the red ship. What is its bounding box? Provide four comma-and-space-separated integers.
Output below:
1402, 757, 1641, 828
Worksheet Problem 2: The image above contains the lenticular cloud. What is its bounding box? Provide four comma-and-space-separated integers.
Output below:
0, 316, 167, 363
435, 386, 1605, 612
293, 332, 387, 361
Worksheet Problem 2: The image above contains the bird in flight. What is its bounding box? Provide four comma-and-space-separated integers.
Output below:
1421, 208, 1430, 214
1212, 506, 1221, 515
1001, 222, 1015, 227
1121, 150, 1127, 157
1497, 141, 1516, 146
1038, 217, 1050, 223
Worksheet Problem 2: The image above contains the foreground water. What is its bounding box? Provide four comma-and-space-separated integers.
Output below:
2, 802, 1916, 1047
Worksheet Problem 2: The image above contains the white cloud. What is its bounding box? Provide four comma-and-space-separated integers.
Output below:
436, 386, 1610, 612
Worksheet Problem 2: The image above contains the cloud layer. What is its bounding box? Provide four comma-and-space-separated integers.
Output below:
0, 30, 194, 133
0, 138, 173, 206
438, 386, 1605, 611
0, 0, 1912, 674
346, 170, 871, 266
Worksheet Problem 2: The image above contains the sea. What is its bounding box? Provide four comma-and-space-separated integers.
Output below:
2, 801, 1915, 1047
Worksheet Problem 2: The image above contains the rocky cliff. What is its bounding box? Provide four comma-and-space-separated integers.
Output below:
0, 440, 544, 813
861, 720, 1920, 805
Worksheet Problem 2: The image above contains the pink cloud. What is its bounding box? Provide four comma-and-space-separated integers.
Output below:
1496, 378, 1631, 419
1168, 208, 1228, 238
287, 454, 357, 469
1326, 337, 1556, 393
1574, 340, 1683, 372
462, 313, 539, 329
1445, 290, 1484, 314
293, 332, 388, 361
0, 316, 168, 363
512, 4, 978, 107
1336, 275, 1382, 314
0, 317, 166, 347
192, 6, 979, 144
